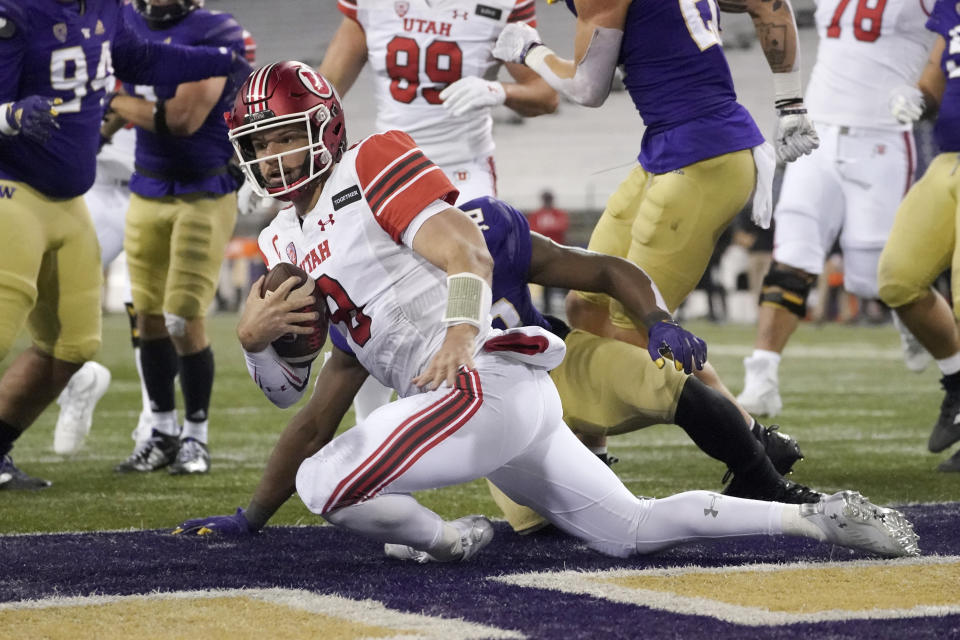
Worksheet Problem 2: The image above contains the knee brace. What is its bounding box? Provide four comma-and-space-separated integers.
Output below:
759, 262, 817, 318
163, 311, 188, 338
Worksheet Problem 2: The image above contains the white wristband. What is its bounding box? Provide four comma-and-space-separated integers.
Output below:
773, 70, 803, 104
0, 103, 17, 136
524, 43, 553, 68
444, 273, 492, 330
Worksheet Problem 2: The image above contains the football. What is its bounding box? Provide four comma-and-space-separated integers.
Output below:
260, 262, 328, 365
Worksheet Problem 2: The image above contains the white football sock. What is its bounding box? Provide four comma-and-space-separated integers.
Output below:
181, 419, 208, 443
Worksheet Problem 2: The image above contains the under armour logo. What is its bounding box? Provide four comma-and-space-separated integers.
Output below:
829, 513, 847, 528
452, 9, 469, 19
703, 495, 720, 518
317, 214, 336, 231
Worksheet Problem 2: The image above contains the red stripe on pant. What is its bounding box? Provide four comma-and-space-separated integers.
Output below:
322, 369, 482, 513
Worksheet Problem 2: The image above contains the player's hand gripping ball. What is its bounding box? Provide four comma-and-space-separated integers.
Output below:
260, 263, 328, 364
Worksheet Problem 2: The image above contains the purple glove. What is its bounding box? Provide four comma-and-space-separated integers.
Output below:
647, 320, 707, 374
3, 96, 61, 144
171, 507, 256, 537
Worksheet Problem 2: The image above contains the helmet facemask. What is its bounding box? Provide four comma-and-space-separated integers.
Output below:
133, 0, 203, 27
229, 103, 336, 201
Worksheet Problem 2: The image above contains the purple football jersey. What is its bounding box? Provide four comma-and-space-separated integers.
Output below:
122, 4, 251, 198
620, 0, 764, 173
927, 0, 960, 152
0, 0, 238, 199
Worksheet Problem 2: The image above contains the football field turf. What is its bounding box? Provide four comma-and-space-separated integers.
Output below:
2, 313, 959, 639
0, 312, 955, 534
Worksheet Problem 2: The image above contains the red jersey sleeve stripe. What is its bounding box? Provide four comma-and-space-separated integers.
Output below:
364, 149, 427, 205
376, 167, 459, 242
508, 1, 536, 23
338, 0, 358, 20
368, 155, 434, 213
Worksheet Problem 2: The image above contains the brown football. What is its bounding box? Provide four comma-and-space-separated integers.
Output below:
260, 262, 328, 365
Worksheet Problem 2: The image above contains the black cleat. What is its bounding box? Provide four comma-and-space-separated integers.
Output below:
114, 430, 179, 473
929, 375, 960, 453
0, 455, 51, 490
723, 474, 822, 504
596, 452, 619, 467
938, 449, 960, 472
753, 422, 804, 475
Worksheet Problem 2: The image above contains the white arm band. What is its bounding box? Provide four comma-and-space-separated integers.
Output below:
243, 344, 312, 409
444, 273, 493, 330
524, 27, 623, 108
773, 70, 803, 104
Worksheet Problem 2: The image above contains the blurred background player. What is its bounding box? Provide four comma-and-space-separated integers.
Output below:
0, 0, 238, 489
494, 0, 818, 445
878, 0, 960, 472
737, 0, 935, 417
108, 0, 251, 475
53, 27, 259, 457
320, 0, 559, 421
525, 189, 569, 314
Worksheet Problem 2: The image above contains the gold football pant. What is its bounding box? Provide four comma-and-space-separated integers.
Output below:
580, 150, 756, 321
125, 192, 238, 318
878, 152, 960, 315
0, 180, 101, 363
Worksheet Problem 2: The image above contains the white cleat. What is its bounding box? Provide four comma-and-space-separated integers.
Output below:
53, 361, 111, 455
900, 329, 933, 374
737, 355, 783, 417
384, 515, 494, 563
800, 491, 920, 558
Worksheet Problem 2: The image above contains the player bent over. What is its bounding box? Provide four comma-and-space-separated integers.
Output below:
172, 62, 919, 561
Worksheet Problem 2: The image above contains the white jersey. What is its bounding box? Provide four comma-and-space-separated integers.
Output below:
340, 0, 536, 166
805, 0, 936, 130
96, 125, 136, 186
258, 130, 483, 397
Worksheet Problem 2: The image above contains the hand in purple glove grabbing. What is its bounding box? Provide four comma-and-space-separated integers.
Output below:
2, 96, 62, 144
647, 320, 707, 374
172, 507, 255, 537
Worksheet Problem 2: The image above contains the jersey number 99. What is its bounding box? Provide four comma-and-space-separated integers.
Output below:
386, 36, 463, 104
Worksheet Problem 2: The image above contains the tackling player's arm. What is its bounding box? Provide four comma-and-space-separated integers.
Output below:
919, 35, 947, 110
891, 36, 946, 123
527, 233, 706, 373
411, 208, 495, 390
108, 76, 227, 137
317, 16, 368, 97
492, 0, 629, 107
173, 346, 368, 536
501, 63, 558, 116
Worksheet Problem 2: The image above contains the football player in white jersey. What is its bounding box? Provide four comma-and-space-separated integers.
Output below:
737, 0, 937, 416
322, 0, 557, 420
324, 0, 555, 203
170, 61, 919, 563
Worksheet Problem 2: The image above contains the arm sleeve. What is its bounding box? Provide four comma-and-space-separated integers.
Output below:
112, 17, 237, 86
243, 345, 312, 409
354, 130, 459, 243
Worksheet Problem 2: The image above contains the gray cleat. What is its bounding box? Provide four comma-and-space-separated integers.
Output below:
385, 515, 494, 563
800, 490, 920, 558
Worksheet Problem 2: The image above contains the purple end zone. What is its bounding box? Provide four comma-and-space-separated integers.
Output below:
2, 503, 958, 639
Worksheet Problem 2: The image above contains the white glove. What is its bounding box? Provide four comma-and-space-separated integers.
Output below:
775, 102, 820, 163
439, 77, 506, 117
493, 22, 542, 64
889, 85, 925, 124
